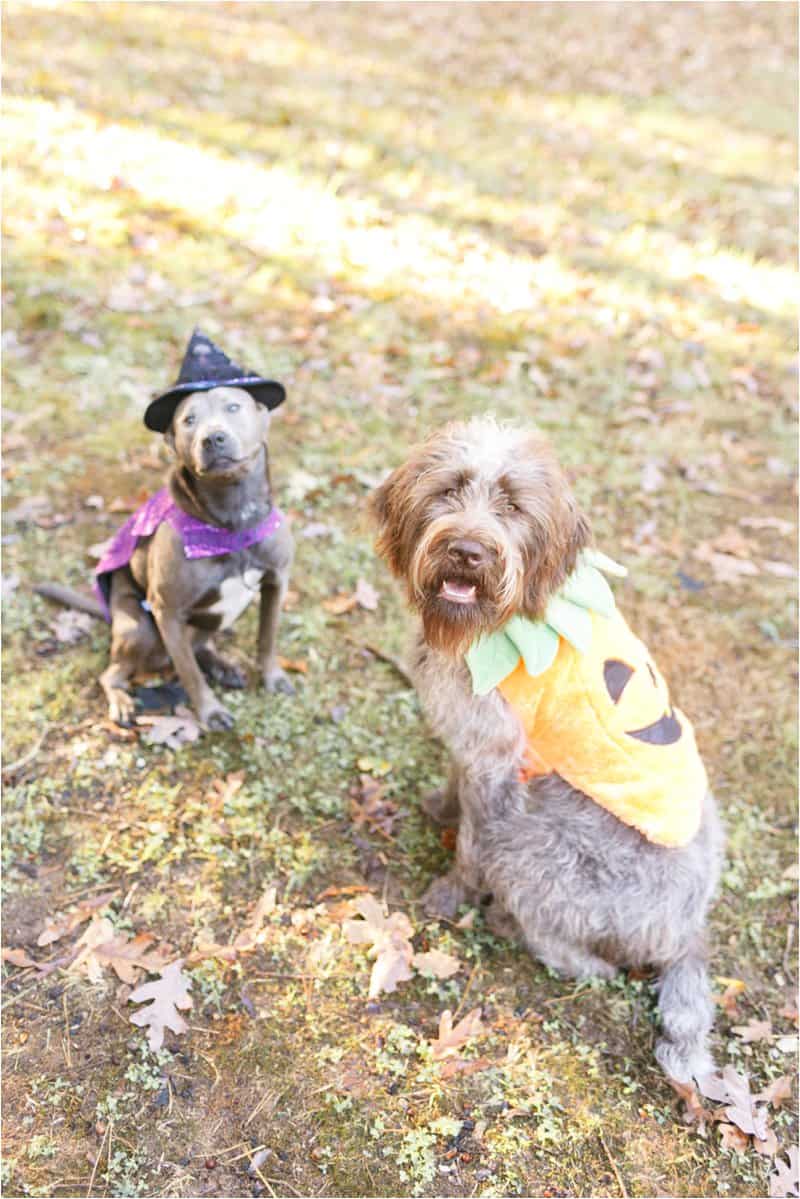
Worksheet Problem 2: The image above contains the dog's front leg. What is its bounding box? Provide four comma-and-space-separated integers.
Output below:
421, 763, 462, 827
257, 575, 294, 694
422, 791, 485, 920
151, 606, 234, 730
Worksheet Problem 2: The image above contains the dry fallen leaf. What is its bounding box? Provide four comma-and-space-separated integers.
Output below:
128, 959, 193, 1051
51, 610, 94, 644
322, 592, 358, 615
232, 885, 277, 951
719, 1122, 750, 1153
693, 542, 759, 584
732, 1018, 773, 1043
412, 948, 461, 980
343, 893, 414, 998
714, 976, 746, 1018
37, 890, 119, 947
277, 656, 308, 674
430, 1007, 484, 1061
354, 577, 379, 611
138, 706, 201, 750
770, 1145, 799, 1198
92, 934, 173, 984
350, 775, 404, 839
668, 1077, 712, 1128
698, 1066, 769, 1140
755, 1128, 780, 1158
756, 1075, 793, 1109
2, 946, 41, 969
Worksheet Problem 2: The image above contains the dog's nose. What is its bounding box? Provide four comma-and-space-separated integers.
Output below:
448, 538, 489, 569
202, 430, 228, 451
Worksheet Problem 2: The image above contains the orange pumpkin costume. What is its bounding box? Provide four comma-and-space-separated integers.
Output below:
467, 554, 707, 848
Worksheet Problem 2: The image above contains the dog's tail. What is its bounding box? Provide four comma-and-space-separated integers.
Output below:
654, 938, 715, 1083
34, 583, 105, 621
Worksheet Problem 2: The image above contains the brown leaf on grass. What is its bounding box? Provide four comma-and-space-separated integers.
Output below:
719, 1122, 750, 1152
277, 655, 308, 674
2, 947, 41, 969
714, 977, 746, 1018
128, 959, 192, 1051
779, 999, 798, 1027
343, 893, 414, 998
733, 1018, 773, 1043
430, 1007, 484, 1061
69, 916, 172, 983
698, 1066, 769, 1140
711, 525, 755, 558
354, 577, 379, 611
412, 948, 461, 980
322, 592, 358, 615
93, 934, 174, 984
756, 1075, 793, 1109
439, 1055, 492, 1080
755, 1128, 780, 1158
693, 542, 759, 584
770, 1146, 799, 1198
51, 610, 94, 644
350, 775, 404, 839
37, 890, 119, 947
138, 706, 201, 750
232, 885, 277, 951
206, 771, 245, 812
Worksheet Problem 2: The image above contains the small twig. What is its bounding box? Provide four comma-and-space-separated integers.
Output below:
452, 960, 480, 1021
2, 724, 50, 778
362, 642, 414, 687
542, 984, 592, 1006
86, 1120, 110, 1198
598, 1129, 628, 1199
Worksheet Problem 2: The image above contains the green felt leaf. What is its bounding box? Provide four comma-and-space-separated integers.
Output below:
466, 630, 521, 695
544, 596, 593, 654
560, 560, 616, 618
505, 616, 560, 677
582, 548, 627, 577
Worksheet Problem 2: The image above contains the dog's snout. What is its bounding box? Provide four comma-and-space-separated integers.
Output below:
202, 429, 229, 452
448, 538, 489, 569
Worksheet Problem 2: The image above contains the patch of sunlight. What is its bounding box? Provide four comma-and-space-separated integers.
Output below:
5, 95, 794, 327
614, 225, 798, 318
503, 91, 796, 186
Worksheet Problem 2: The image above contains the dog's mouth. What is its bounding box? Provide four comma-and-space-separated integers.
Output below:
438, 578, 479, 605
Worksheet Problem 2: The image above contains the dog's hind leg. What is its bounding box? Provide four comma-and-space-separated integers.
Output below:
102, 571, 164, 725
654, 940, 715, 1082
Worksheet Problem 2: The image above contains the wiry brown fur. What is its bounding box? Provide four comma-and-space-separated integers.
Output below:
371, 418, 590, 654
371, 415, 723, 1083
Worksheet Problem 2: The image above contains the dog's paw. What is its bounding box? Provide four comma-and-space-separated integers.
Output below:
203, 704, 235, 732
262, 668, 295, 696
212, 661, 247, 690
422, 873, 468, 921
421, 786, 460, 827
108, 690, 136, 727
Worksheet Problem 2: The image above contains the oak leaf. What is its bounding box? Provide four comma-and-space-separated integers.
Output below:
343, 893, 414, 998
732, 1018, 772, 1043
770, 1146, 799, 1198
138, 707, 201, 750
37, 890, 119, 947
128, 960, 192, 1051
756, 1076, 793, 1109
430, 1007, 484, 1061
412, 948, 461, 980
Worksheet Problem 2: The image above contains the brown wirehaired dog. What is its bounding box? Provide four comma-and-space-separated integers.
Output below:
371, 416, 723, 1082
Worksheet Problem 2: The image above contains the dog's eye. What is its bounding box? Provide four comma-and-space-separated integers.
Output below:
183, 413, 196, 426
226, 402, 240, 413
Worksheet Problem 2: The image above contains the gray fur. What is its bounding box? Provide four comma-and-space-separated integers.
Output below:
412, 635, 723, 1083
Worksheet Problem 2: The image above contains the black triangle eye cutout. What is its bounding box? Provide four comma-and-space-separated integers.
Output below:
604, 659, 634, 703
627, 709, 683, 745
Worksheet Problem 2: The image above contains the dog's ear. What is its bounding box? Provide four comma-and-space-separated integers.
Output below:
370, 463, 413, 577
522, 493, 591, 617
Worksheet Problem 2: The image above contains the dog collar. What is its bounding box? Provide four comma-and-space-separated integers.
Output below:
465, 549, 627, 695
93, 488, 283, 621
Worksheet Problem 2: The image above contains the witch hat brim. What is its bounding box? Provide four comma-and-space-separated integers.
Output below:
144, 329, 286, 432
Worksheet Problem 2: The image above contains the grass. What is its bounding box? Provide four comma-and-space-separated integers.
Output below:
1, 3, 797, 1197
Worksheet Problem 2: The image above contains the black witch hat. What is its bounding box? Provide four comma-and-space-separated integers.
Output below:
144, 329, 286, 432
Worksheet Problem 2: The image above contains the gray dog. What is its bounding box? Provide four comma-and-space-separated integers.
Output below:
39, 331, 294, 730
371, 416, 723, 1083
94, 384, 294, 730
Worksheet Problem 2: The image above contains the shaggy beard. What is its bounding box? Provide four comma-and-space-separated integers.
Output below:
417, 590, 516, 656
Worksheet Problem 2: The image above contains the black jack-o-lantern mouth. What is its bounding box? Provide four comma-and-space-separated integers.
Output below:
602, 658, 683, 746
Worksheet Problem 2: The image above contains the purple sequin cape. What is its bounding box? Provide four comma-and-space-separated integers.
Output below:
93, 487, 283, 620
